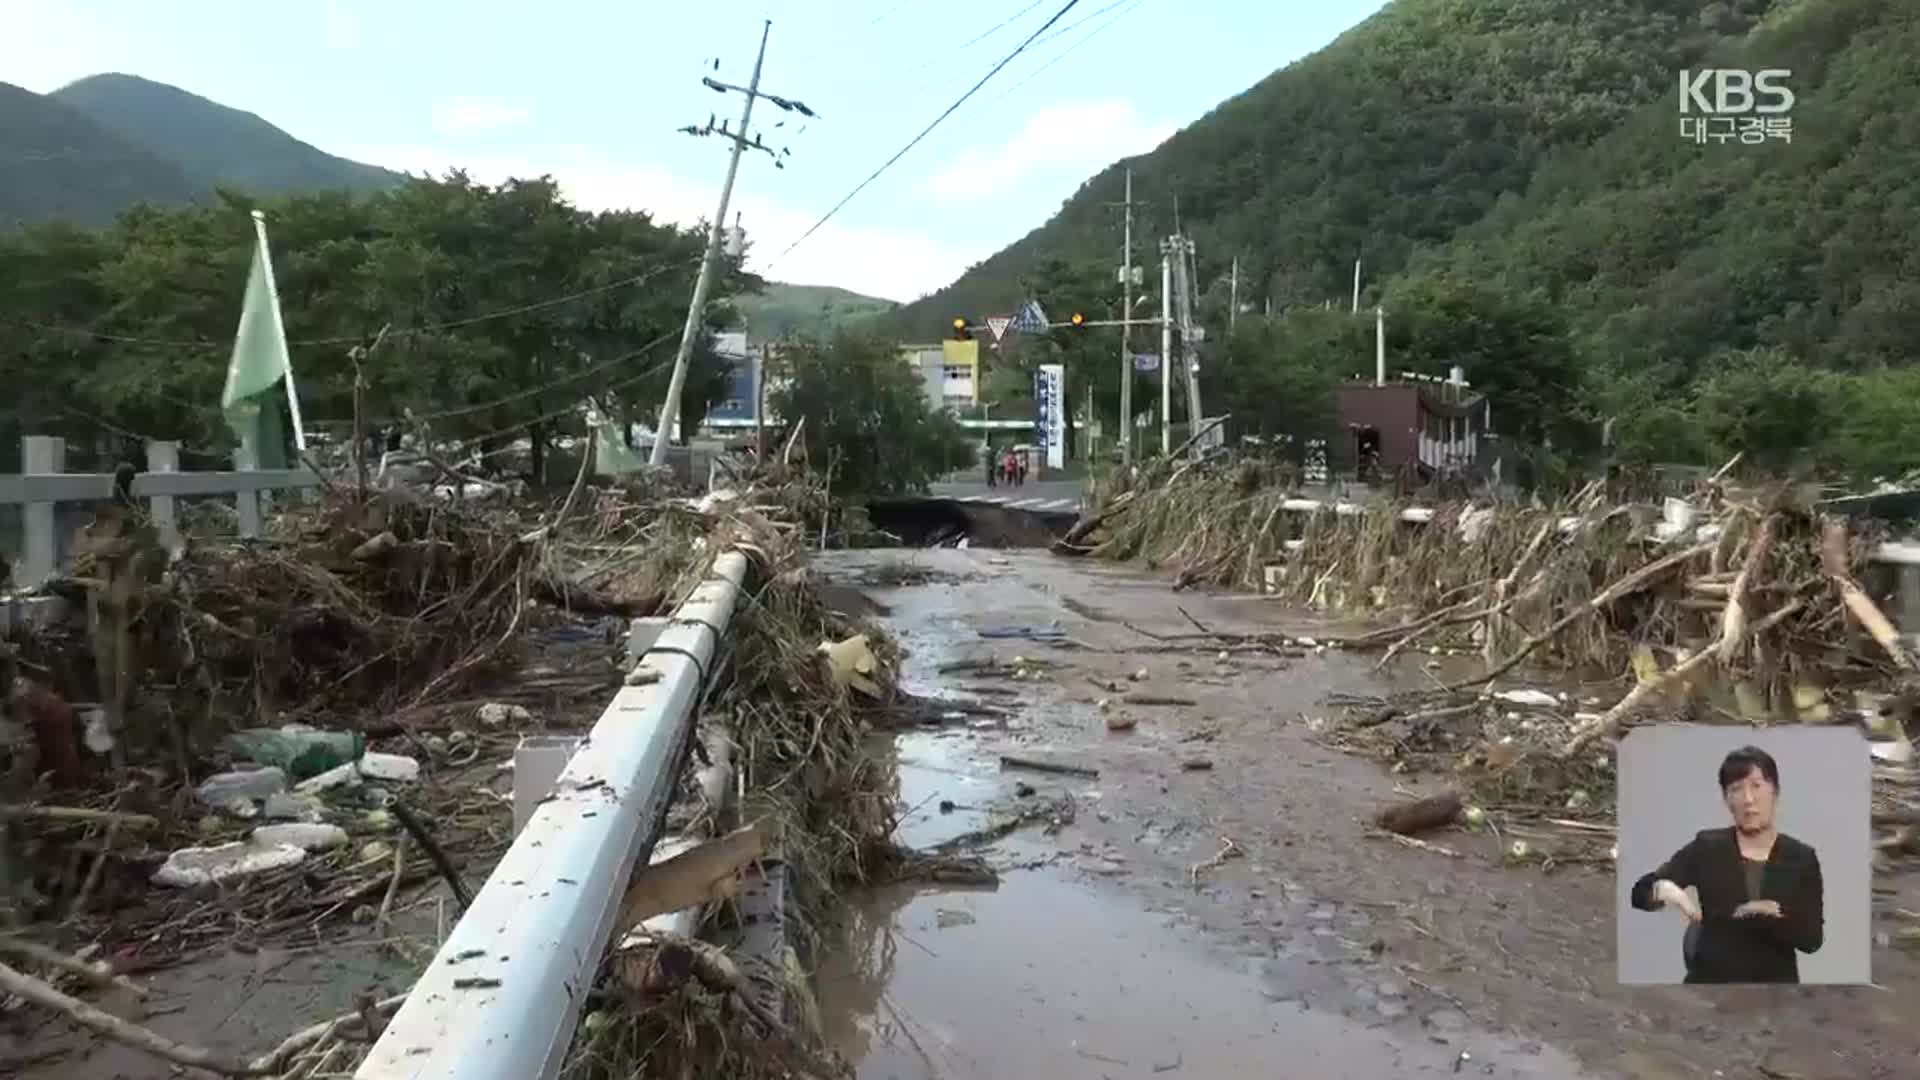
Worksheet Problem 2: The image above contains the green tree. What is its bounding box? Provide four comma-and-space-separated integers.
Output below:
770, 332, 975, 496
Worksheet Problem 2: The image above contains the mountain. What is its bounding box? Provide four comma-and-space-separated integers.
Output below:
0, 80, 203, 226
51, 74, 403, 198
1405, 0, 1916, 379
892, 0, 1786, 339
734, 282, 899, 340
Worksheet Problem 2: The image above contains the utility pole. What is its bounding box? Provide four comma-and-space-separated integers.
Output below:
651, 20, 808, 467
1106, 167, 1143, 465
1375, 305, 1387, 386
1160, 253, 1173, 456
1229, 256, 1239, 332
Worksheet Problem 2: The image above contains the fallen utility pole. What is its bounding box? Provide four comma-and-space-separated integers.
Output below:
651, 21, 811, 467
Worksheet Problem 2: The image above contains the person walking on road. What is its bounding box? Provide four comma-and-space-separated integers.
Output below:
984, 445, 997, 488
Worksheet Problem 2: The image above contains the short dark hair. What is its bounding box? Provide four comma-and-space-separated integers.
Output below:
1719, 745, 1780, 792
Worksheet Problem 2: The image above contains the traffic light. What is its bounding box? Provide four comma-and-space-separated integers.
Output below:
951, 317, 969, 341
1069, 312, 1086, 329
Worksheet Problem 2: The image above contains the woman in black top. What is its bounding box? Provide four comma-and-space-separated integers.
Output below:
1629, 745, 1823, 983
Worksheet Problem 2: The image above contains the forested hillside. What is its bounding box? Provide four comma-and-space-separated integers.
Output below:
52, 74, 403, 198
0, 81, 203, 226
1398, 0, 1920, 470
894, 0, 1783, 339
734, 283, 897, 340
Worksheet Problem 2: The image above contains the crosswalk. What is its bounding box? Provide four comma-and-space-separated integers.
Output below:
964, 495, 1079, 512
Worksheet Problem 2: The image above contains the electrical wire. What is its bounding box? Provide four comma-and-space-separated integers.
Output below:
767, 0, 1082, 270
858, 0, 1048, 89
966, 0, 1148, 117
905, 0, 1126, 95
427, 348, 685, 451
385, 327, 684, 425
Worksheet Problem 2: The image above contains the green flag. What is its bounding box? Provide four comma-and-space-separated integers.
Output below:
592, 408, 647, 476
221, 212, 304, 468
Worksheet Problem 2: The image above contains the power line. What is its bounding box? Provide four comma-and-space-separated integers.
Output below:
769, 0, 1082, 269
967, 0, 1148, 116
907, 0, 1127, 95
859, 0, 1048, 90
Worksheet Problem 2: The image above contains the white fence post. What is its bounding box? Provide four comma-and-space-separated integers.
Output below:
20, 435, 65, 586
146, 440, 183, 556
232, 440, 262, 539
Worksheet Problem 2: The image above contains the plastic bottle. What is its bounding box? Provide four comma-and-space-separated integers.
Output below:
224, 727, 366, 781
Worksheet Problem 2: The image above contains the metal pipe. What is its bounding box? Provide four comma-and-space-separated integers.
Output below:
356, 551, 750, 1080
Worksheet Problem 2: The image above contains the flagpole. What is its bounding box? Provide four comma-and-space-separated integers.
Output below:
251, 210, 307, 453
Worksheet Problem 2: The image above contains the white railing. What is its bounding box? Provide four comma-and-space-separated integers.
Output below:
1, 435, 319, 588
355, 550, 750, 1080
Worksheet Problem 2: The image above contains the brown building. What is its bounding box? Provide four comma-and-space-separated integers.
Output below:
1338, 371, 1491, 485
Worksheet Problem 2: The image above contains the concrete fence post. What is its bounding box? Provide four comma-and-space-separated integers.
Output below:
20, 435, 64, 586
145, 440, 184, 556
233, 439, 262, 539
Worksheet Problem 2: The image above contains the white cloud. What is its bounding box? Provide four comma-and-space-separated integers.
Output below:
429, 100, 533, 136
342, 145, 977, 302
927, 99, 1174, 200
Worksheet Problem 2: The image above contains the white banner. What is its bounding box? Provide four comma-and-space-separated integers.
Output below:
1035, 363, 1065, 470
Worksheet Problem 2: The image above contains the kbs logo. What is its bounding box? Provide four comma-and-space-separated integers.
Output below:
1678, 69, 1794, 146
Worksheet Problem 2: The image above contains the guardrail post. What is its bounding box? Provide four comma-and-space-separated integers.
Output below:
232, 440, 261, 539
145, 441, 184, 557
20, 435, 64, 587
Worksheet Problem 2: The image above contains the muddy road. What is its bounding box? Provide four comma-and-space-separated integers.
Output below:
813, 548, 1919, 1080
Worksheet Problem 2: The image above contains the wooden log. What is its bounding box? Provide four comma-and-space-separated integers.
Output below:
999, 755, 1099, 779
1821, 520, 1917, 671
613, 822, 766, 934
0, 805, 157, 830
1120, 694, 1197, 707
0, 960, 260, 1076
0, 936, 146, 996
1484, 518, 1557, 667
1052, 490, 1137, 554
1374, 791, 1464, 836
251, 995, 407, 1074
1717, 516, 1775, 666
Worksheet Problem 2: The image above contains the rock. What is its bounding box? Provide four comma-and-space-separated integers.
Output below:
358, 840, 394, 863
251, 823, 349, 851
426, 735, 450, 756
1181, 758, 1213, 771
1423, 1007, 1471, 1036
1129, 668, 1150, 682
362, 809, 394, 831
197, 768, 287, 805
1105, 715, 1137, 732
477, 702, 535, 728
263, 792, 323, 822
153, 839, 305, 888
1015, 782, 1036, 797
221, 796, 259, 820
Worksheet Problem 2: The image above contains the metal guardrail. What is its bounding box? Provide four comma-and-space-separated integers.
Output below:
356, 551, 750, 1080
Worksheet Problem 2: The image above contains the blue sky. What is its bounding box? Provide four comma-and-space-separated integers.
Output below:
4, 0, 1391, 301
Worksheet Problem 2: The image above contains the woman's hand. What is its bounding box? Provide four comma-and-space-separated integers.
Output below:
1653, 879, 1701, 922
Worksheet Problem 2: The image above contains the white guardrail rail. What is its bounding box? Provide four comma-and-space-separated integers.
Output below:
356, 550, 750, 1080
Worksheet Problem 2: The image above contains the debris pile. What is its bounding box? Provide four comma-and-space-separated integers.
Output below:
1069, 457, 1920, 869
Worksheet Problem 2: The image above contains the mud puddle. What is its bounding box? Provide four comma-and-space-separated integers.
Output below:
817, 854, 1588, 1080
